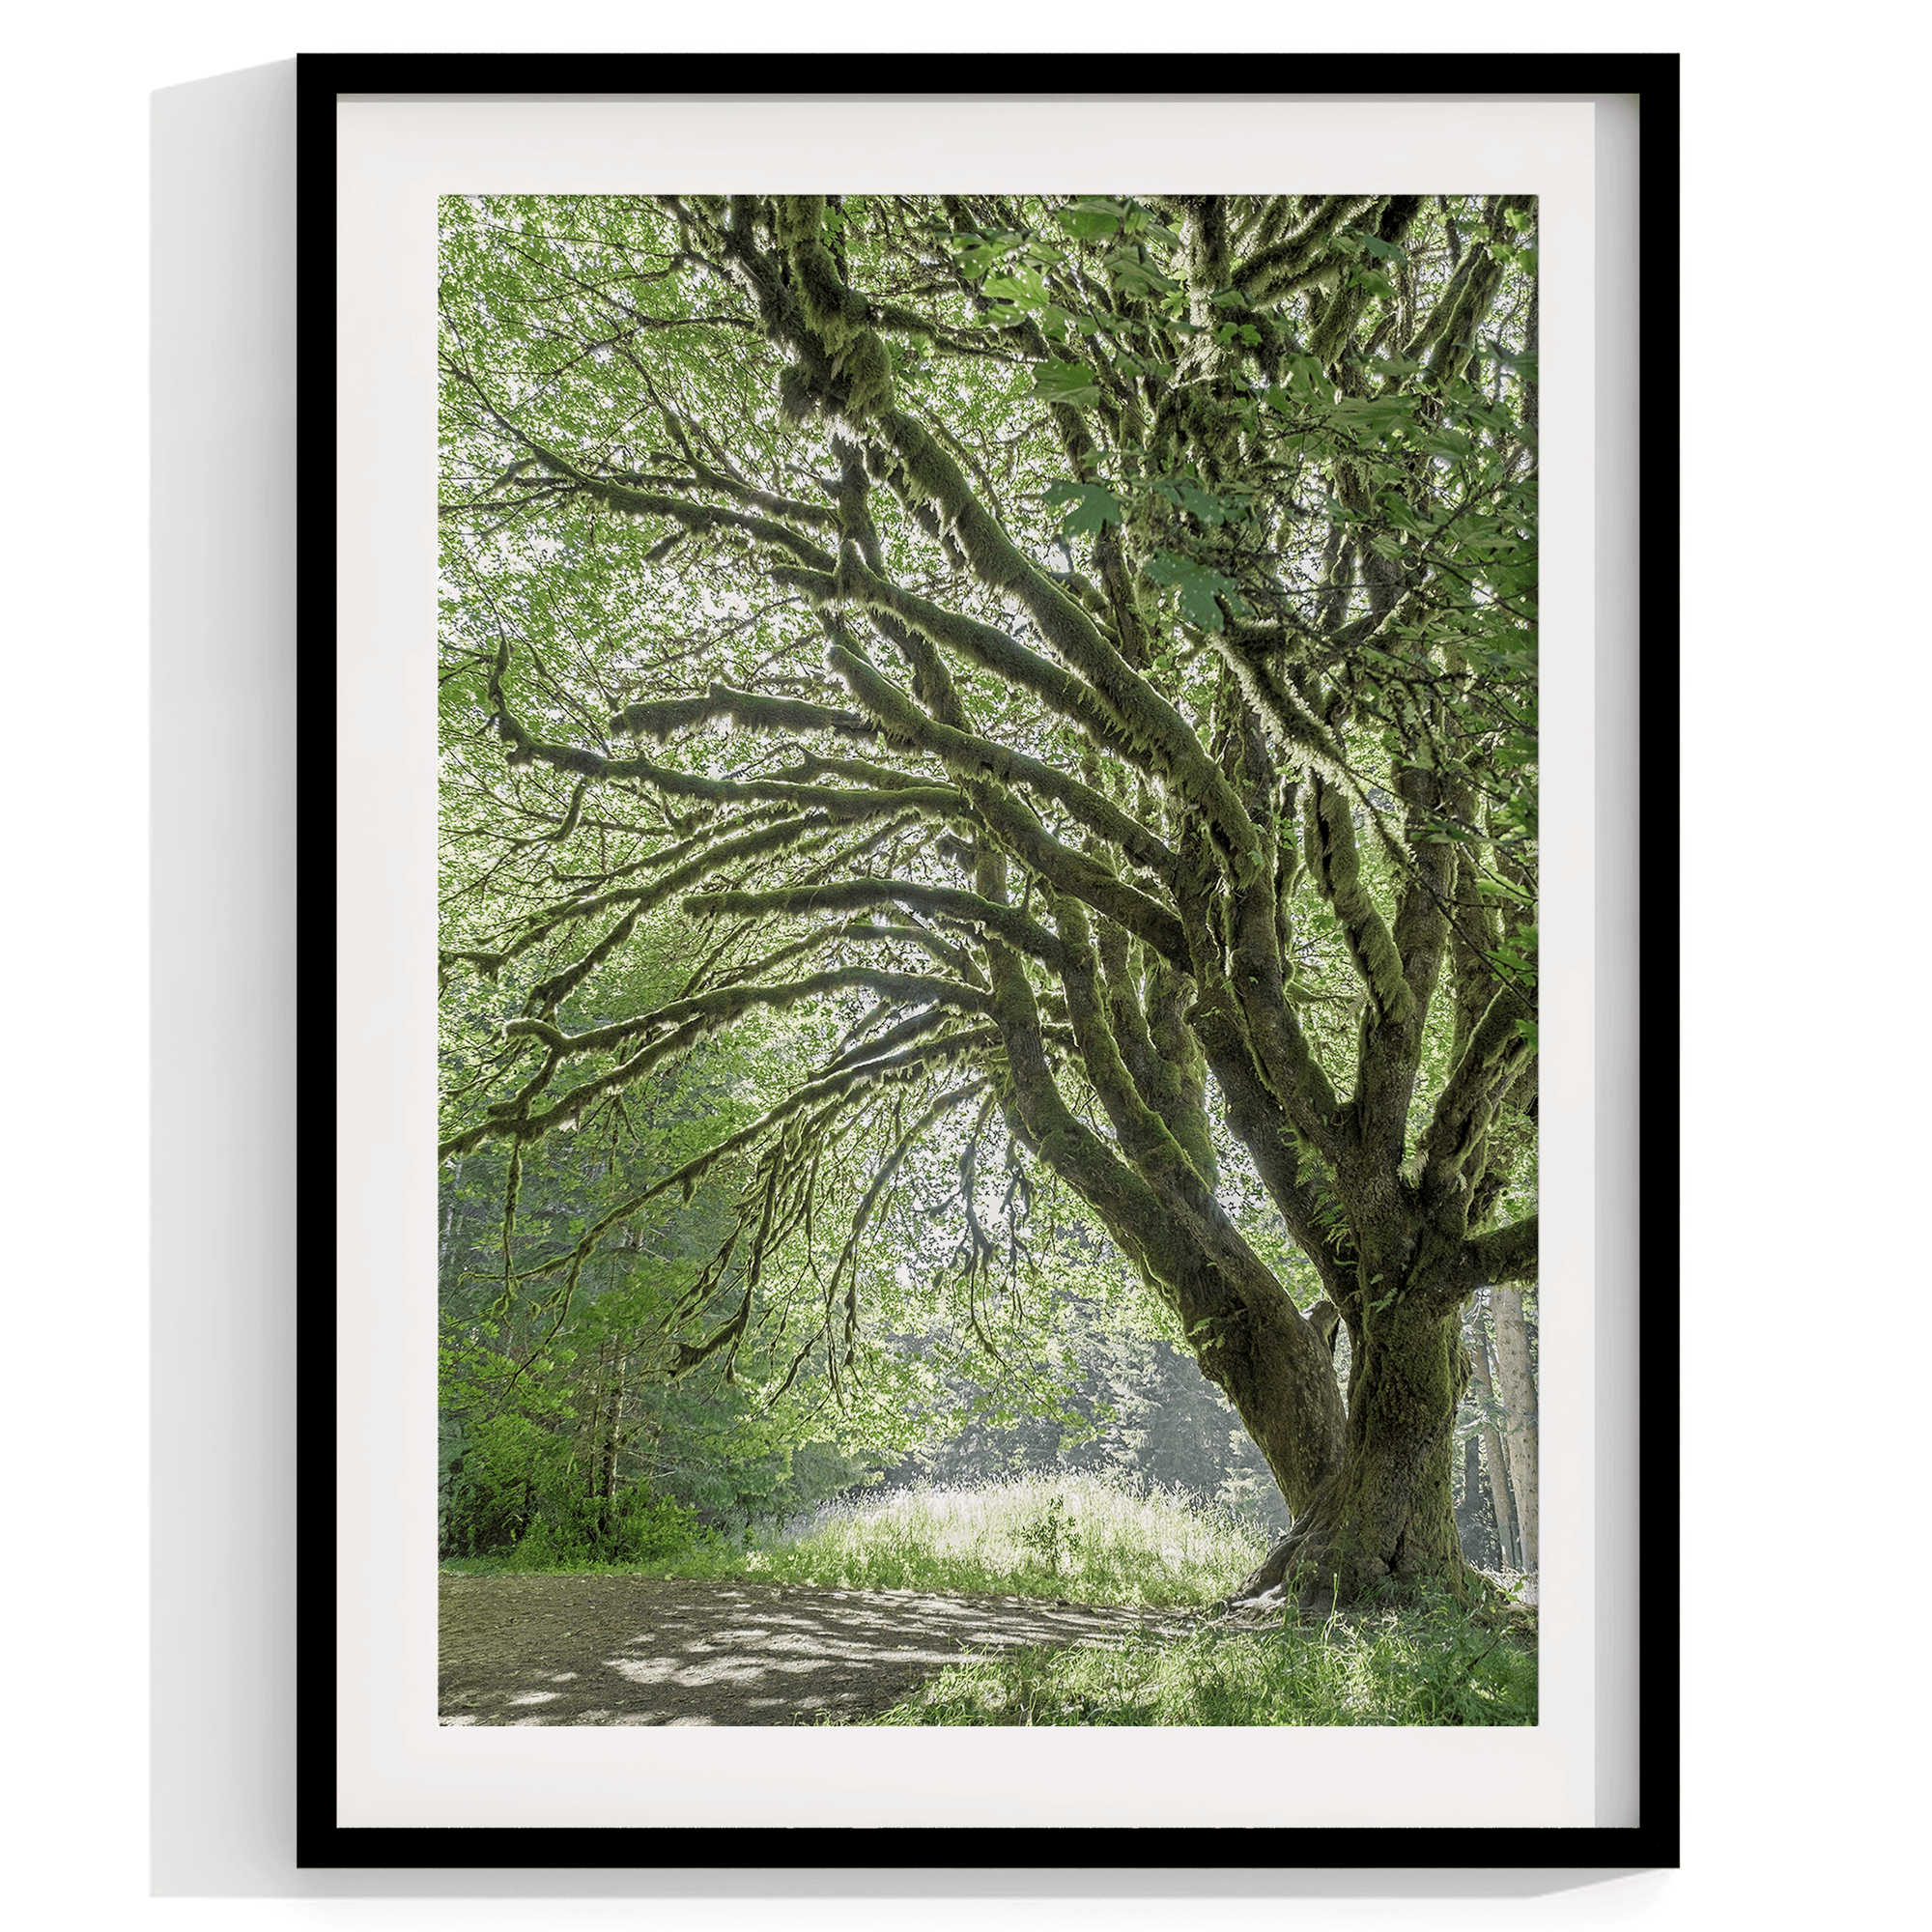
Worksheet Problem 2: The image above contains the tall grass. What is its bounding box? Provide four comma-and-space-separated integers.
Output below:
728, 1470, 1269, 1607
442, 1469, 1270, 1607
855, 1588, 1538, 1727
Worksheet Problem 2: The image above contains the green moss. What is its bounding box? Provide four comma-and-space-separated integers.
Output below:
1303, 780, 1415, 1025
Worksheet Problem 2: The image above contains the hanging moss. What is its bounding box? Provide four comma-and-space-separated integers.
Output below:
815, 377, 1265, 867
503, 962, 988, 1062
516, 435, 840, 571
826, 632, 1179, 883
611, 682, 873, 745
1414, 980, 1535, 1214
773, 194, 897, 423
1302, 776, 1415, 1026
685, 878, 1067, 970
1096, 920, 1217, 1188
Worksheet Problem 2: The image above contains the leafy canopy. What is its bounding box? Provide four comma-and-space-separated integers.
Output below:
434, 192, 1538, 1498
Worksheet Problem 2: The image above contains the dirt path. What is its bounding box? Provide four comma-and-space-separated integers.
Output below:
440, 1575, 1201, 1726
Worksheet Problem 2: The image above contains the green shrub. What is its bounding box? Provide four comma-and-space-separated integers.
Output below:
440, 1412, 570, 1558
442, 1411, 710, 1568
1015, 1495, 1083, 1577
499, 1485, 708, 1570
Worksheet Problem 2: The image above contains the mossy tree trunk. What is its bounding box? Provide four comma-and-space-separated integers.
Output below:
1227, 1250, 1500, 1602
435, 191, 1540, 1605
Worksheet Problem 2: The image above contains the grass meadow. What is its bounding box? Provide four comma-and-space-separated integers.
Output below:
440, 1470, 1537, 1726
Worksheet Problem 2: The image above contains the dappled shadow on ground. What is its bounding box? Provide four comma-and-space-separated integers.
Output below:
439, 1575, 1198, 1726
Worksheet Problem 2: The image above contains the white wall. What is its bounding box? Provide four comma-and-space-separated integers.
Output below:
2, 3, 1923, 1925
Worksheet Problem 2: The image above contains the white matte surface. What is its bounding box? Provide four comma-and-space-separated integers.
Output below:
335, 95, 1598, 1831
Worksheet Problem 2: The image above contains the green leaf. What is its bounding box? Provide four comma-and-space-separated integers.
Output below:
1032, 361, 1101, 407
948, 229, 1024, 281
1043, 479, 1124, 536
1105, 251, 1179, 299
1213, 320, 1263, 348
983, 267, 1050, 309
1142, 553, 1244, 631
1327, 395, 1412, 437
1481, 339, 1539, 381
1056, 197, 1125, 242
1150, 476, 1233, 526
1376, 489, 1423, 530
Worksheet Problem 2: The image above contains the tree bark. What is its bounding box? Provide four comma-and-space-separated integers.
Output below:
595, 1344, 629, 1541
1233, 1289, 1474, 1604
1488, 1285, 1539, 1571
1328, 1295, 1470, 1587
1457, 1427, 1493, 1564
1467, 1314, 1519, 1571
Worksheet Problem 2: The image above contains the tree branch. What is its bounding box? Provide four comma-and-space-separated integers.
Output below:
1465, 1215, 1537, 1285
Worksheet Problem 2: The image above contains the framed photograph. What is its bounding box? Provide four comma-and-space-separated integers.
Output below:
304, 53, 1678, 1874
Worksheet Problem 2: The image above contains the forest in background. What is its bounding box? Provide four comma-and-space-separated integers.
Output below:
440, 1141, 1538, 1569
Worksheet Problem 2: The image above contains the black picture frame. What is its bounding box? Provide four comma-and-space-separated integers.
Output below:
298, 51, 1679, 1877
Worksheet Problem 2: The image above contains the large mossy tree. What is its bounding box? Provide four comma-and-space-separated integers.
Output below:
437, 190, 1539, 1603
